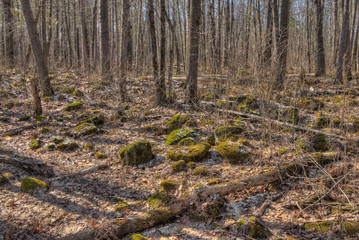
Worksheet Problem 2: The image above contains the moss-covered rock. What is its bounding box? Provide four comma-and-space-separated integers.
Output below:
114, 202, 131, 212
129, 234, 148, 240
29, 139, 41, 150
296, 97, 325, 111
86, 115, 105, 126
51, 137, 64, 144
19, 115, 31, 121
277, 147, 289, 156
193, 165, 208, 176
95, 150, 105, 159
215, 141, 250, 164
306, 113, 330, 129
309, 133, 329, 151
160, 179, 178, 192
207, 178, 220, 185
205, 200, 225, 218
46, 143, 56, 150
36, 115, 46, 122
167, 114, 189, 130
331, 204, 358, 214
56, 140, 79, 151
297, 140, 314, 152
119, 140, 154, 166
167, 142, 211, 162
275, 107, 300, 124
237, 96, 260, 114
21, 177, 47, 193
72, 89, 84, 97
165, 129, 197, 146
304, 221, 335, 233
188, 161, 196, 169
73, 122, 98, 136
206, 133, 216, 146
40, 127, 51, 134
61, 86, 75, 94
170, 160, 186, 172
237, 216, 269, 239
342, 221, 359, 235
64, 101, 83, 111
214, 126, 244, 144
178, 137, 196, 146
304, 152, 339, 165
0, 173, 13, 184
146, 192, 171, 208
83, 143, 94, 151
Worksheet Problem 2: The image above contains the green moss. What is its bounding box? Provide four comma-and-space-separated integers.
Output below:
160, 179, 178, 192
297, 140, 314, 152
237, 217, 268, 239
331, 204, 358, 214
296, 97, 325, 111
165, 129, 197, 146
0, 173, 13, 184
29, 139, 41, 150
95, 151, 105, 159
114, 202, 131, 212
205, 200, 224, 218
129, 234, 148, 240
72, 89, 84, 97
146, 192, 171, 208
61, 86, 75, 94
193, 166, 208, 176
21, 177, 47, 193
64, 101, 83, 111
40, 127, 51, 134
42, 96, 52, 101
309, 133, 329, 151
51, 137, 64, 144
214, 126, 244, 144
278, 147, 289, 156
303, 194, 319, 207
36, 115, 46, 123
189, 214, 206, 222
56, 140, 79, 151
86, 115, 105, 126
206, 133, 216, 146
119, 140, 154, 166
215, 141, 250, 164
82, 144, 94, 151
46, 143, 56, 150
207, 178, 220, 185
73, 122, 98, 136
170, 160, 187, 172
237, 96, 260, 114
177, 137, 196, 146
167, 114, 189, 130
304, 221, 335, 233
306, 113, 330, 129
188, 161, 196, 169
194, 184, 206, 189
19, 115, 31, 121
275, 107, 300, 124
342, 221, 359, 235
167, 142, 211, 162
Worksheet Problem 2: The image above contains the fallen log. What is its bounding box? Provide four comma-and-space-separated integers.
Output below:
61, 152, 340, 239
1, 122, 46, 137
201, 101, 359, 143
0, 147, 55, 177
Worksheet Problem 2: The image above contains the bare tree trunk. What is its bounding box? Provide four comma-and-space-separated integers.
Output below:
3, 0, 15, 66
275, 0, 291, 88
186, 0, 202, 105
263, 0, 273, 67
100, 0, 112, 82
353, 12, 359, 71
30, 77, 42, 116
314, 0, 325, 77
92, 0, 98, 70
157, 0, 167, 105
333, 0, 339, 66
21, 0, 54, 97
345, 0, 358, 81
119, 0, 130, 101
80, 0, 90, 72
335, 0, 350, 83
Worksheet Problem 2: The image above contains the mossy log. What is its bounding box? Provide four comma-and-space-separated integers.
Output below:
201, 101, 359, 143
1, 122, 46, 137
62, 151, 340, 239
0, 147, 55, 177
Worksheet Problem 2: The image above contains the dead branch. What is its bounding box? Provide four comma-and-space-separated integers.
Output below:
1, 122, 46, 137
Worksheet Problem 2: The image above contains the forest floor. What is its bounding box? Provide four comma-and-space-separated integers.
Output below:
1, 68, 359, 240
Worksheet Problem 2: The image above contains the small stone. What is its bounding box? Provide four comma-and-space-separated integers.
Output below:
165, 129, 197, 146
119, 140, 154, 166
114, 202, 131, 212
29, 139, 41, 150
160, 179, 178, 192
73, 122, 98, 136
193, 165, 208, 176
129, 234, 148, 240
170, 160, 186, 172
167, 142, 211, 162
146, 192, 171, 208
56, 140, 79, 151
215, 141, 250, 164
21, 177, 47, 193
64, 101, 83, 111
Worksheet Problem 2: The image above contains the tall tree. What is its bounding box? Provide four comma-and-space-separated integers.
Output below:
186, 0, 202, 105
263, 0, 273, 66
275, 0, 291, 88
314, 0, 325, 77
157, 0, 167, 105
3, 0, 15, 66
80, 0, 90, 72
21, 0, 54, 96
335, 0, 350, 83
100, 0, 111, 82
119, 0, 130, 101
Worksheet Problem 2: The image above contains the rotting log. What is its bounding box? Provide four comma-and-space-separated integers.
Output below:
201, 101, 359, 143
1, 122, 46, 137
61, 152, 340, 239
0, 147, 55, 177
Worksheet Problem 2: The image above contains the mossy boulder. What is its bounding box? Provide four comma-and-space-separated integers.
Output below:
56, 140, 79, 151
21, 177, 47, 193
178, 137, 196, 146
64, 101, 83, 111
304, 221, 335, 233
305, 221, 359, 235
83, 143, 94, 151
129, 234, 148, 240
86, 115, 105, 126
73, 122, 98, 136
341, 221, 359, 235
215, 141, 250, 164
165, 129, 197, 146
188, 161, 196, 169
214, 126, 244, 144
297, 140, 314, 152
193, 165, 208, 176
237, 96, 260, 114
304, 152, 339, 165
237, 216, 269, 239
0, 173, 14, 184
29, 139, 41, 150
167, 114, 189, 130
72, 89, 84, 97
61, 86, 75, 94
119, 140, 154, 166
51, 137, 64, 144
296, 97, 325, 111
306, 113, 330, 129
46, 143, 56, 150
207, 178, 220, 185
167, 142, 211, 162
114, 202, 131, 212
146, 192, 171, 208
95, 151, 105, 159
170, 160, 186, 172
206, 133, 216, 146
275, 107, 300, 124
309, 133, 329, 151
160, 179, 178, 192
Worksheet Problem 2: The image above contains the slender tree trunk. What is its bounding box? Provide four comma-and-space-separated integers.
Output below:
263, 0, 273, 67
335, 0, 350, 83
21, 0, 54, 96
156, 0, 167, 105
275, 0, 291, 88
119, 0, 130, 101
345, 0, 358, 80
80, 0, 90, 72
314, 0, 326, 77
3, 0, 15, 66
30, 77, 42, 116
353, 12, 359, 71
100, 0, 112, 82
186, 0, 202, 105
92, 0, 98, 70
